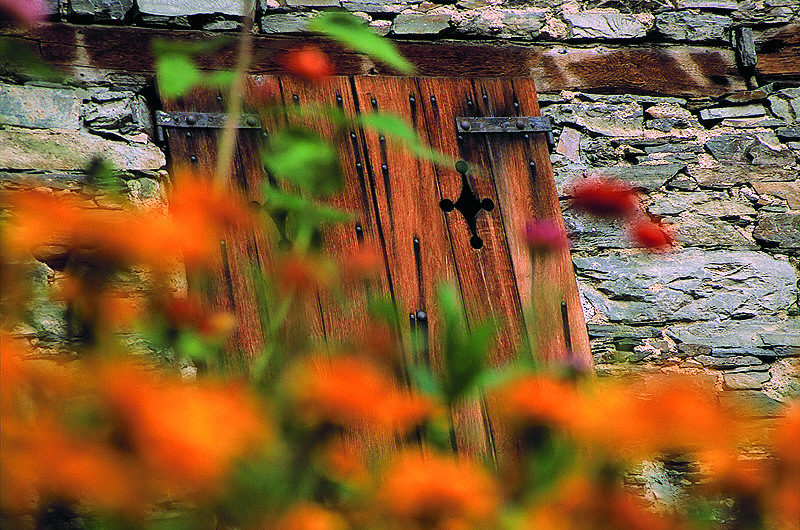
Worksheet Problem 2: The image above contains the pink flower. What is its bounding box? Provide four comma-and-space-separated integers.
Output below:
524, 219, 569, 254
0, 0, 48, 25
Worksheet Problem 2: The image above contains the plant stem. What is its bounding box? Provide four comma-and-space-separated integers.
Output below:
214, 0, 256, 189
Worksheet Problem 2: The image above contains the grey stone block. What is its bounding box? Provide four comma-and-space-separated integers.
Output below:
285, 0, 340, 6
453, 8, 545, 39
670, 214, 757, 250
575, 250, 798, 324
752, 181, 800, 210
704, 133, 796, 166
0, 83, 81, 130
753, 213, 800, 252
547, 100, 644, 137
565, 12, 648, 40
687, 165, 797, 187
666, 317, 800, 350
342, 0, 417, 14
647, 191, 726, 217
70, 0, 133, 20
203, 17, 242, 30
723, 370, 770, 390
137, 0, 245, 16
768, 89, 800, 123
719, 390, 784, 417
586, 323, 663, 339
563, 211, 628, 250
0, 128, 165, 171
699, 104, 766, 121
393, 12, 452, 35
591, 163, 685, 191
260, 13, 311, 33
776, 126, 800, 140
655, 11, 731, 41
695, 355, 763, 367
675, 0, 738, 8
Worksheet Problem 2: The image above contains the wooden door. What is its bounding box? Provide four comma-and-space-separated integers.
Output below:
159, 75, 591, 454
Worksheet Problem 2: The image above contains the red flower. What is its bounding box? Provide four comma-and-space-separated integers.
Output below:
285, 45, 334, 83
524, 219, 569, 254
570, 177, 639, 218
630, 218, 674, 250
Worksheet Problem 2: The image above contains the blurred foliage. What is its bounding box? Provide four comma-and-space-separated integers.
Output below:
308, 12, 414, 75
0, 37, 66, 82
0, 10, 798, 530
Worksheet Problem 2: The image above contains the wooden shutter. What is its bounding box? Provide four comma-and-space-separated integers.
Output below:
160, 75, 591, 455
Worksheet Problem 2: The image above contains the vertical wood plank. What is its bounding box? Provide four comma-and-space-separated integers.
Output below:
415, 78, 527, 367
274, 76, 390, 349
510, 78, 591, 366
352, 76, 491, 458
162, 87, 267, 362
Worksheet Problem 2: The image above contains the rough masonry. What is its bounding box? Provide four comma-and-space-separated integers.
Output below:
1, 1, 798, 423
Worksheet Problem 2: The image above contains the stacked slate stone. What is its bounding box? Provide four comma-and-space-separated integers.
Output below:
3, 0, 799, 416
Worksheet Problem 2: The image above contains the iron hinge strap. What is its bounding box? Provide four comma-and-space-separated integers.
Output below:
154, 111, 262, 143
456, 116, 554, 148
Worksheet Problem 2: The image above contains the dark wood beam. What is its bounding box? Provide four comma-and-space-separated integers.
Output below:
0, 22, 771, 97
753, 24, 800, 84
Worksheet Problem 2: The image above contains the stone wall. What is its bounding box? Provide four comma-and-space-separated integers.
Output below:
1, 0, 798, 415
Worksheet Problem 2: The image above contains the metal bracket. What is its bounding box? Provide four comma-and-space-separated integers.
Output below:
456, 116, 554, 148
154, 111, 262, 143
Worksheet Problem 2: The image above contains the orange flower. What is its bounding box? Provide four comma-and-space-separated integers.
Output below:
525, 475, 680, 530
574, 374, 739, 459
98, 363, 270, 497
288, 356, 435, 435
274, 252, 336, 294
285, 45, 334, 82
767, 402, 800, 529
274, 502, 349, 530
376, 451, 499, 529
162, 293, 236, 338
340, 244, 383, 281
0, 338, 146, 515
1, 173, 251, 272
492, 375, 582, 431
1, 414, 147, 515
320, 438, 370, 487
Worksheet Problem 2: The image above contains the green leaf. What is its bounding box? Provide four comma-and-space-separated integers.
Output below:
205, 69, 236, 89
84, 156, 127, 199
156, 53, 202, 99
152, 36, 235, 58
263, 127, 343, 196
176, 330, 211, 362
358, 113, 455, 166
409, 365, 442, 397
0, 38, 65, 83
437, 283, 496, 404
308, 12, 414, 75
282, 105, 455, 167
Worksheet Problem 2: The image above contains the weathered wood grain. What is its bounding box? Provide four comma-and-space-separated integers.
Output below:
754, 24, 800, 82
161, 86, 268, 361
277, 75, 391, 349
1, 23, 756, 97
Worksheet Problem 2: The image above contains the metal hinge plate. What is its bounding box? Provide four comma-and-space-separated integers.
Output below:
154, 111, 262, 142
456, 116, 554, 148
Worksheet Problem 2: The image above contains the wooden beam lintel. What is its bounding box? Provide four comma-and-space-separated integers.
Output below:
4, 22, 798, 96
